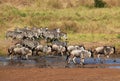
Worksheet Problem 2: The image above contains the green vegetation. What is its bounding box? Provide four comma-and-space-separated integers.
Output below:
0, 0, 120, 55
94, 0, 106, 8
68, 33, 117, 43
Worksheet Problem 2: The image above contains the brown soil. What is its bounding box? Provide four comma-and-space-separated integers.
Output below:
0, 67, 120, 81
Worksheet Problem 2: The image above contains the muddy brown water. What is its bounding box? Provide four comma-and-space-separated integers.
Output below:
0, 55, 120, 69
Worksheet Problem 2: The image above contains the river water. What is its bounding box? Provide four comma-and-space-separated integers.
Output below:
0, 56, 120, 69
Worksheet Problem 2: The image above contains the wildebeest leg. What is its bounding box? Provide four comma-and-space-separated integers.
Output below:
102, 55, 109, 64
97, 54, 100, 59
67, 55, 73, 64
25, 54, 30, 60
60, 51, 64, 56
17, 55, 22, 60
106, 55, 109, 58
9, 54, 14, 60
8, 49, 13, 59
67, 58, 71, 64
80, 58, 84, 65
104, 55, 109, 62
103, 55, 109, 63
73, 57, 76, 64
8, 51, 13, 59
93, 54, 97, 63
97, 54, 101, 63
36, 51, 40, 56
100, 55, 106, 64
66, 54, 70, 61
113, 54, 117, 62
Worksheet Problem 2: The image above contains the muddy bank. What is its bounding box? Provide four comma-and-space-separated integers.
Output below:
0, 68, 120, 81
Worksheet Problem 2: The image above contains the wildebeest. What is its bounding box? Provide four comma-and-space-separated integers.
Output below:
93, 46, 116, 63
43, 45, 52, 55
66, 49, 93, 65
33, 44, 53, 56
32, 44, 44, 56
51, 44, 67, 56
67, 45, 85, 54
8, 44, 32, 59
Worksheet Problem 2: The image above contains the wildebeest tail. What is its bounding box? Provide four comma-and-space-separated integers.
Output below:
113, 46, 116, 54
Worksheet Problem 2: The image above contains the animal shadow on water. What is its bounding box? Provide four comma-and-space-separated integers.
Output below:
65, 58, 85, 68
45, 56, 66, 68
7, 59, 24, 67
33, 56, 49, 68
6, 56, 49, 68
65, 63, 85, 68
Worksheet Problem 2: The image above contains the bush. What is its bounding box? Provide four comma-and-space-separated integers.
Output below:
94, 0, 106, 8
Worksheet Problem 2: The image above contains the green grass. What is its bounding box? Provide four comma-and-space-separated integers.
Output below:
0, 2, 120, 55
68, 33, 118, 44
1, 5, 120, 33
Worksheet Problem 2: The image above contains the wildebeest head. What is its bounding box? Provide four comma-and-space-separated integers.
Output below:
104, 46, 115, 55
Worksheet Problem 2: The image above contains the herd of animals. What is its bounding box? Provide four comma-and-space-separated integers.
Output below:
6, 27, 116, 65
